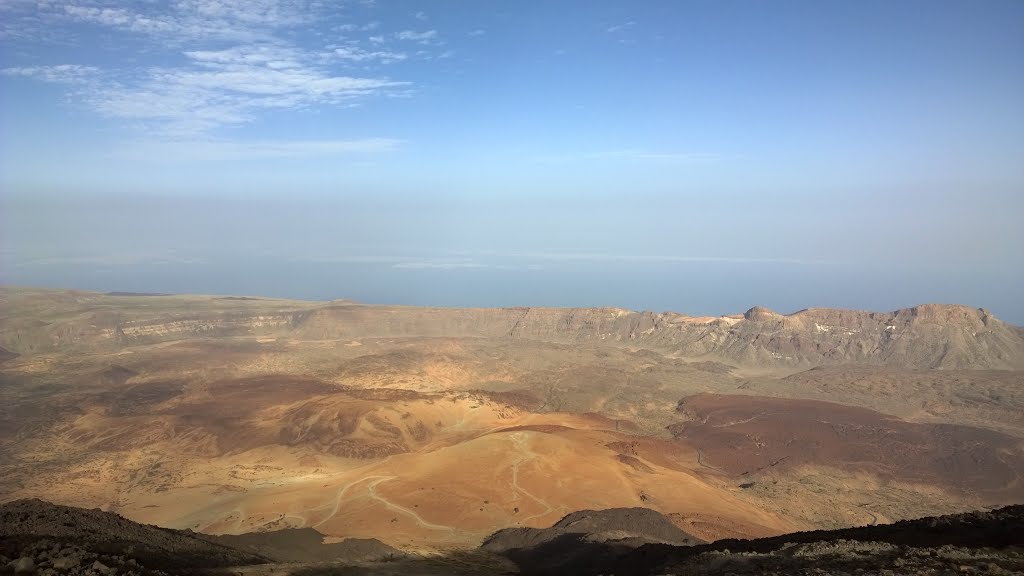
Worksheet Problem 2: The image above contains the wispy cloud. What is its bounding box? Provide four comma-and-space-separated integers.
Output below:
58, 0, 317, 43
336, 21, 380, 33
396, 29, 438, 44
606, 21, 636, 33
287, 254, 540, 271
505, 252, 826, 265
63, 5, 179, 36
77, 44, 408, 137
0, 64, 98, 83
468, 29, 486, 37
2, 1, 426, 146
394, 260, 490, 270
333, 46, 407, 63
392, 259, 540, 271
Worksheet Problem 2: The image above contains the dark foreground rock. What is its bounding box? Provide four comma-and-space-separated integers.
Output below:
484, 507, 703, 553
537, 505, 1024, 576
3, 499, 1023, 575
0, 499, 266, 574
204, 529, 405, 564
0, 500, 407, 575
481, 507, 704, 574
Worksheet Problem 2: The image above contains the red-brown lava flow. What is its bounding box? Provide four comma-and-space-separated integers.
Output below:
669, 393, 1024, 498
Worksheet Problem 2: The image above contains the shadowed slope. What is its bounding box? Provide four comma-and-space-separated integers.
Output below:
609, 505, 1024, 576
482, 505, 1024, 576
0, 498, 267, 570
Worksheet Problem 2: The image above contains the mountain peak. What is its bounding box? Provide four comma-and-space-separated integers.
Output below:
743, 306, 781, 321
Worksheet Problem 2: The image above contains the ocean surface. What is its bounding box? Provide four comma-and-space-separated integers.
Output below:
5, 257, 1021, 324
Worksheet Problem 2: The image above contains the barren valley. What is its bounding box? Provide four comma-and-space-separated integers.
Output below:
1, 286, 1023, 564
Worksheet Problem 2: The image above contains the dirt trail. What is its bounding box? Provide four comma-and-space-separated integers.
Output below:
313, 475, 390, 529
508, 432, 558, 524
710, 412, 782, 428
859, 505, 878, 526
191, 506, 248, 534
366, 477, 454, 531
694, 448, 726, 474
311, 472, 454, 532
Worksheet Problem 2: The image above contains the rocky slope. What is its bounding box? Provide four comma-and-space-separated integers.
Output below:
607, 504, 1024, 576
0, 499, 402, 575
0, 498, 267, 574
486, 505, 1024, 575
1, 288, 1022, 369
204, 529, 404, 564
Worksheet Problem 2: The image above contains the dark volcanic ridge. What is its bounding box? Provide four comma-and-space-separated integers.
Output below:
608, 504, 1024, 576
486, 505, 1024, 576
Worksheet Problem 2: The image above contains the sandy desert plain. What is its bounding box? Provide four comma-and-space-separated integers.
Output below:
1, 285, 1023, 554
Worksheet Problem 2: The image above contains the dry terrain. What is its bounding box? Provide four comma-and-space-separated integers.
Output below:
1, 286, 1022, 554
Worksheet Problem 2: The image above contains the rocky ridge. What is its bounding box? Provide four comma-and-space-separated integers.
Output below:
1, 288, 1021, 369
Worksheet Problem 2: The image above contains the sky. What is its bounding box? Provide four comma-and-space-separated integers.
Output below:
1, 1, 1023, 322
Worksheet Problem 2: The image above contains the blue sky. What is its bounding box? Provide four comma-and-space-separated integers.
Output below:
1, 1, 1023, 321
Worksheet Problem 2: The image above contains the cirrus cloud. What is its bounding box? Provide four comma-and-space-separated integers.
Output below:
0, 0, 447, 157
1, 64, 98, 83
80, 44, 409, 137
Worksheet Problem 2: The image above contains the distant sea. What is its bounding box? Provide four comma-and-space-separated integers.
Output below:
4, 257, 1021, 325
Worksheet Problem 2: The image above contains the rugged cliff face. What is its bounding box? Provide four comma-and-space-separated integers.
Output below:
1, 288, 1022, 370
286, 303, 1024, 369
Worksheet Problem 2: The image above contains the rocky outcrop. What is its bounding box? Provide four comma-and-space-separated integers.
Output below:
114, 313, 296, 343
743, 306, 781, 322
3, 540, 167, 576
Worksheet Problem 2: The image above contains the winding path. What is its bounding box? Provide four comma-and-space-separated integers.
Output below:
313, 475, 389, 528
858, 505, 879, 526
313, 474, 453, 531
366, 476, 454, 531
509, 432, 557, 523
